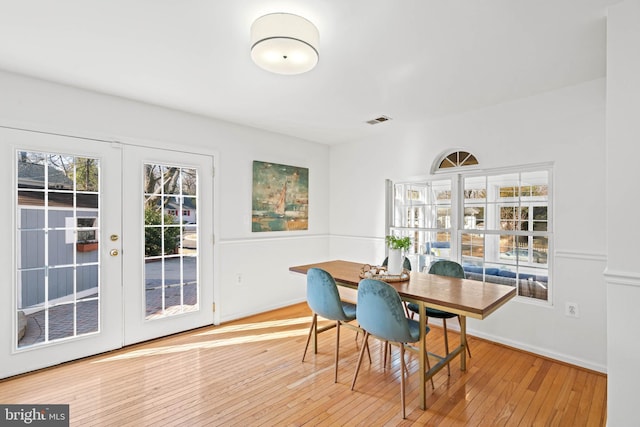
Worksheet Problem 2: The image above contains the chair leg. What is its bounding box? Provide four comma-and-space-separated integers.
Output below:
442, 319, 450, 375
334, 321, 341, 383
458, 315, 472, 358
351, 332, 370, 391
400, 343, 406, 419
383, 341, 390, 368
355, 327, 372, 364
365, 335, 372, 364
402, 349, 409, 377
302, 313, 317, 362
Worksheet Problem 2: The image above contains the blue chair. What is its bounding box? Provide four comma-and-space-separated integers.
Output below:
407, 260, 472, 375
302, 268, 369, 383
351, 278, 433, 419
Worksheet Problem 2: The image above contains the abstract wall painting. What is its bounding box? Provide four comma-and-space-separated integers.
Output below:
252, 161, 308, 232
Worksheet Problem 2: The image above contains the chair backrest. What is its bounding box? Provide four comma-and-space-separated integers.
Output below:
306, 268, 351, 321
356, 279, 416, 343
381, 257, 412, 270
428, 260, 465, 278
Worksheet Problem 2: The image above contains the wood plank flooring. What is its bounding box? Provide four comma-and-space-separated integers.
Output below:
0, 303, 607, 426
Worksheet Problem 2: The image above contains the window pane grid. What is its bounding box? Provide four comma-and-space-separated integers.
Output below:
461, 170, 550, 300
144, 163, 199, 320
17, 151, 100, 348
391, 180, 452, 271
390, 167, 550, 302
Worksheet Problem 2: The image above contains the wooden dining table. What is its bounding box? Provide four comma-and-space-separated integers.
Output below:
289, 259, 517, 410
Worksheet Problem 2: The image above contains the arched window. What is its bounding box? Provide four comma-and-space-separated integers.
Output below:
432, 150, 479, 173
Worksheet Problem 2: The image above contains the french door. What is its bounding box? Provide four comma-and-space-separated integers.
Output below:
0, 127, 214, 378
121, 144, 214, 345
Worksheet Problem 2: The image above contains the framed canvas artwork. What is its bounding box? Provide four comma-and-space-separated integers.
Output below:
252, 161, 309, 232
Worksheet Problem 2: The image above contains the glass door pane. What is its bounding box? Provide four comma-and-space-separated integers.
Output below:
17, 151, 100, 348
143, 164, 199, 319
122, 145, 213, 346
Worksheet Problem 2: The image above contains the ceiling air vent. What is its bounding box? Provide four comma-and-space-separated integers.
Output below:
366, 115, 392, 125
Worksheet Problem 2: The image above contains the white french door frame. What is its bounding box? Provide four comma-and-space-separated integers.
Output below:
0, 125, 219, 379
121, 144, 215, 345
0, 127, 123, 378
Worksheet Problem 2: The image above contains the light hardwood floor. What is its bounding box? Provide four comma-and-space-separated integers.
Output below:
0, 303, 606, 426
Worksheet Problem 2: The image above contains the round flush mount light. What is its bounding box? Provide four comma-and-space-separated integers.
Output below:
250, 13, 319, 75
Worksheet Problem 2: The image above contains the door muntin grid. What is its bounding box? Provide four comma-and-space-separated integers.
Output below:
17, 151, 100, 348
143, 164, 199, 320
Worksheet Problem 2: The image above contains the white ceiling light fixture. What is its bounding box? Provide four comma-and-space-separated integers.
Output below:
250, 13, 319, 75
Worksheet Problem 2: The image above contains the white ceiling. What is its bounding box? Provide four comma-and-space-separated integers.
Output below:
0, 0, 619, 145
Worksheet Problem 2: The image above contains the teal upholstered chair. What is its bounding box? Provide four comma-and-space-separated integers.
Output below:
351, 278, 433, 419
302, 268, 369, 383
407, 260, 472, 374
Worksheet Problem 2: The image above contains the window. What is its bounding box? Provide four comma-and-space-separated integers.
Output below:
391, 180, 453, 272
433, 150, 479, 172
388, 165, 551, 302
461, 170, 550, 300
77, 217, 98, 243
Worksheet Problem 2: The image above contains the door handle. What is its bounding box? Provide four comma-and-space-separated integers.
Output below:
110, 249, 119, 257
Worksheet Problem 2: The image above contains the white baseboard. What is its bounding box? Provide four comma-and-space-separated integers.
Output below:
425, 317, 606, 373
467, 326, 606, 373
219, 297, 307, 324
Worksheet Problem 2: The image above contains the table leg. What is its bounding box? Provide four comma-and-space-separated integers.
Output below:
419, 301, 426, 410
460, 315, 467, 371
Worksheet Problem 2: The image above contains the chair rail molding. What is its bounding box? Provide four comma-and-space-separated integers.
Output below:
219, 234, 329, 245
554, 250, 607, 262
603, 268, 640, 288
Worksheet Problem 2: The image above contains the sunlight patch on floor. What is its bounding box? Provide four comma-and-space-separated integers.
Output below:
194, 316, 314, 336
287, 364, 334, 389
93, 328, 310, 363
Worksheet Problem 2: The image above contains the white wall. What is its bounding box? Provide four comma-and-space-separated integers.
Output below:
329, 78, 608, 372
606, 1, 640, 425
0, 69, 331, 324
0, 52, 615, 381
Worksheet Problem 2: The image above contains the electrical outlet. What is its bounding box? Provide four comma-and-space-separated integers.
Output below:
235, 273, 242, 284
565, 302, 579, 318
